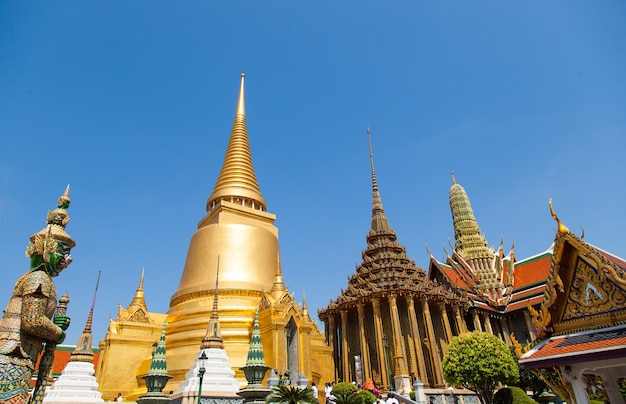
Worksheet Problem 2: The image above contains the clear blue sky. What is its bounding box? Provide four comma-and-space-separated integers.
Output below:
1, 1, 625, 345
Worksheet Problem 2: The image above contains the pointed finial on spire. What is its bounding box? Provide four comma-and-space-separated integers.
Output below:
451, 171, 457, 184
70, 271, 101, 362
139, 267, 145, 289
206, 74, 266, 212
302, 290, 310, 319
60, 184, 71, 208
201, 256, 224, 349
367, 128, 389, 232
367, 127, 376, 189
237, 73, 246, 117
128, 269, 147, 312
271, 249, 287, 300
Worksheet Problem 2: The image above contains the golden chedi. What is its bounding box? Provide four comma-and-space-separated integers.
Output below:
97, 75, 334, 401
168, 74, 334, 387
166, 73, 280, 383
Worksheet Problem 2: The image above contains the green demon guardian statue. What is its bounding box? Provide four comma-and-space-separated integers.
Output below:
0, 187, 75, 403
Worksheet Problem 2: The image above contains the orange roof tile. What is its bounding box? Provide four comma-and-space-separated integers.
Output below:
441, 265, 469, 289
520, 325, 626, 369
513, 252, 551, 289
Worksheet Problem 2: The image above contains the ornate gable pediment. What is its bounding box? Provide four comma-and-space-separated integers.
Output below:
562, 256, 626, 322
531, 204, 626, 337
127, 308, 150, 323
259, 294, 272, 310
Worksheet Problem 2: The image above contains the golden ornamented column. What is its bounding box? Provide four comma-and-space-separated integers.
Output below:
437, 302, 453, 344
405, 296, 427, 383
356, 303, 371, 382
420, 300, 443, 386
388, 294, 409, 376
499, 318, 512, 345
483, 314, 494, 334
371, 298, 389, 389
453, 305, 467, 334
340, 310, 351, 382
472, 309, 483, 332
328, 315, 337, 380
523, 310, 536, 342
299, 321, 313, 378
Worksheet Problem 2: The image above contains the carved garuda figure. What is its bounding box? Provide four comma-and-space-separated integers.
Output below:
0, 187, 75, 403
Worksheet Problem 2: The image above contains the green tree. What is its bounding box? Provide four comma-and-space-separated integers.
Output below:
442, 332, 519, 404
515, 363, 548, 399
330, 382, 375, 404
266, 385, 317, 404
355, 390, 377, 404
331, 382, 358, 396
493, 386, 538, 404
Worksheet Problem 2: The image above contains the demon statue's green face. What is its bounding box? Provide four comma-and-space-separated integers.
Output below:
45, 240, 73, 277
26, 229, 74, 277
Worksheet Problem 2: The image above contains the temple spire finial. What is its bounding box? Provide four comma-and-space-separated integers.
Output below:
451, 171, 456, 184
271, 248, 287, 300
237, 73, 246, 117
302, 290, 310, 319
139, 267, 145, 290
201, 256, 224, 349
367, 128, 389, 232
129, 269, 147, 311
70, 271, 101, 362
206, 74, 266, 213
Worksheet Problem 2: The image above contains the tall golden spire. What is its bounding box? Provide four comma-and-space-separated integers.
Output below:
302, 290, 310, 320
271, 249, 287, 301
206, 73, 266, 212
201, 258, 224, 350
128, 268, 147, 311
449, 174, 491, 261
368, 128, 389, 232
167, 74, 281, 386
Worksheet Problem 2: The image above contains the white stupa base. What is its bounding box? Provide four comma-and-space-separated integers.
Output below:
170, 348, 242, 404
43, 361, 104, 403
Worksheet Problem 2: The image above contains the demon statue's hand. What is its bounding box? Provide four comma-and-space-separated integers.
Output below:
54, 315, 70, 331
56, 330, 66, 344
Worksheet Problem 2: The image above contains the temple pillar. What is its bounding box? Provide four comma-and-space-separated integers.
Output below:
405, 296, 427, 384
356, 303, 371, 382
328, 315, 338, 381
483, 313, 494, 334
437, 302, 453, 344
372, 298, 389, 390
499, 318, 512, 345
300, 324, 312, 378
523, 309, 536, 342
340, 310, 351, 383
388, 294, 411, 394
453, 305, 467, 334
472, 309, 483, 332
420, 300, 443, 386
